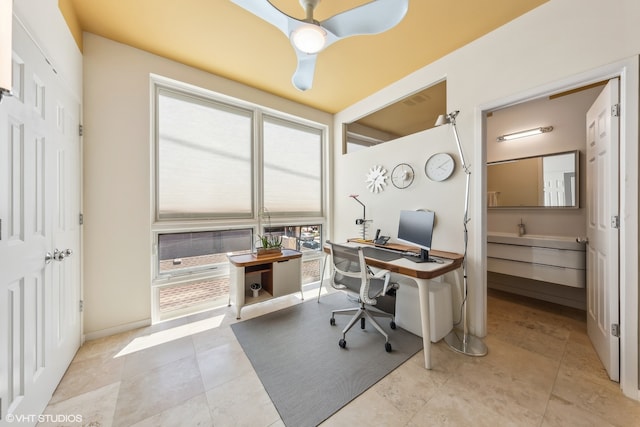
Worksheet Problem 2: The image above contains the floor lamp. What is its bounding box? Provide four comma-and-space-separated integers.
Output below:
435, 110, 487, 357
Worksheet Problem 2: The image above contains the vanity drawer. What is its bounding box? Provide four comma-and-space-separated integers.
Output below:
487, 257, 585, 288
487, 242, 585, 269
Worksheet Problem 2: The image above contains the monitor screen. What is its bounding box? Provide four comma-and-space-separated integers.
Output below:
397, 210, 435, 262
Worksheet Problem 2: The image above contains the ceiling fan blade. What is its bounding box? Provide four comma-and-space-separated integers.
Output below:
230, 0, 293, 37
321, 0, 409, 38
232, 0, 408, 92
291, 52, 318, 91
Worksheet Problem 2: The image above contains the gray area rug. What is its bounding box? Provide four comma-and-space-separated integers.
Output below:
231, 292, 422, 427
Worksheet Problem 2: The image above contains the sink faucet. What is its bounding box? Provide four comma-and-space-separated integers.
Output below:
518, 219, 526, 237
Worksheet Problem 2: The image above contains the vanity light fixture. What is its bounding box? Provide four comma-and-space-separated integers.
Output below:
0, 0, 12, 102
497, 126, 553, 142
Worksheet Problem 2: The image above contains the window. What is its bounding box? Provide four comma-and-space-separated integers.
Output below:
155, 84, 325, 221
152, 77, 327, 321
157, 229, 252, 277
263, 116, 322, 215
156, 229, 252, 316
263, 224, 324, 285
263, 224, 322, 252
157, 88, 253, 219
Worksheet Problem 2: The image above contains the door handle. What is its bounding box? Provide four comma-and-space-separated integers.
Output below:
576, 237, 588, 244
45, 252, 53, 264
53, 249, 66, 261
52, 248, 73, 261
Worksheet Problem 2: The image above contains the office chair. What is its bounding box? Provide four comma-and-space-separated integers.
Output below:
327, 242, 397, 352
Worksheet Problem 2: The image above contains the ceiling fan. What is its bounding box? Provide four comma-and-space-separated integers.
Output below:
230, 0, 409, 91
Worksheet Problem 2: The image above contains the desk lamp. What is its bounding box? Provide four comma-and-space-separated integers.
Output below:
349, 194, 371, 240
435, 111, 487, 357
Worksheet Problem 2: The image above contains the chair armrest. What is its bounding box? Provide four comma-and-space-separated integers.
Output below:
371, 269, 392, 294
371, 269, 390, 279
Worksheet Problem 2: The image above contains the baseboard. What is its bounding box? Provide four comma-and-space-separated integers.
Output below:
83, 318, 152, 342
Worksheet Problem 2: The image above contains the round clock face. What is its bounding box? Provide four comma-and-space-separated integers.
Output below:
365, 165, 388, 193
391, 163, 415, 189
425, 153, 455, 182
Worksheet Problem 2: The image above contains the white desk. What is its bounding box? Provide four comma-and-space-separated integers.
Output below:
323, 240, 463, 370
228, 250, 303, 319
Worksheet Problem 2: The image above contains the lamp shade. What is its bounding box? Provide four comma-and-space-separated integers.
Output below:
434, 114, 449, 126
0, 0, 11, 96
291, 23, 326, 54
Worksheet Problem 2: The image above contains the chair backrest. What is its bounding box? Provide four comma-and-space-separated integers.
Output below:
328, 242, 375, 305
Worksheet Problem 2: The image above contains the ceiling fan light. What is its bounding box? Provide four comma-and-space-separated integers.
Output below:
291, 24, 326, 54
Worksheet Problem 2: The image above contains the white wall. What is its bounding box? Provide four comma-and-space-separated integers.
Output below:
334, 0, 639, 397
82, 33, 332, 336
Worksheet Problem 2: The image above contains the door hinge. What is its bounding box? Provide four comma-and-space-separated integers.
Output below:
611, 323, 620, 337
611, 104, 620, 117
79, 300, 84, 312
79, 213, 84, 225
611, 215, 620, 229
79, 124, 84, 137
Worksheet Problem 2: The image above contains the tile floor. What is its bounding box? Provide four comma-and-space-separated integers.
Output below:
38, 287, 640, 427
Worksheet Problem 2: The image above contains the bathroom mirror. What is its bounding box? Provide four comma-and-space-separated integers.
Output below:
487, 150, 579, 208
343, 80, 447, 154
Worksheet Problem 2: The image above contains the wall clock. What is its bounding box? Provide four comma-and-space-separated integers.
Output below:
391, 163, 415, 189
365, 165, 388, 193
424, 152, 455, 182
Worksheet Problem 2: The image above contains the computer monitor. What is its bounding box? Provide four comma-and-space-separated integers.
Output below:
397, 209, 435, 263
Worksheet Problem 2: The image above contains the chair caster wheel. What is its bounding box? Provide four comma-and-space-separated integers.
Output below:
390, 321, 396, 330
330, 317, 336, 326
339, 339, 347, 349
361, 318, 365, 329
385, 342, 392, 353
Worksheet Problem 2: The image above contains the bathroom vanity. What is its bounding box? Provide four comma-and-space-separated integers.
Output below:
487, 232, 587, 308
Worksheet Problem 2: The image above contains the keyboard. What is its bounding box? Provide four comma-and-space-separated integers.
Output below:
361, 246, 403, 261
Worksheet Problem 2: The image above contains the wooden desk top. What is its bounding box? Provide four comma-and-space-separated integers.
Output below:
228, 249, 302, 267
328, 239, 464, 280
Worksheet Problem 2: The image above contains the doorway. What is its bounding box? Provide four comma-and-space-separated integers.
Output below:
484, 83, 603, 310
478, 57, 639, 400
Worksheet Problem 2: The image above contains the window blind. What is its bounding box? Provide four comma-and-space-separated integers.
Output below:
263, 116, 322, 215
157, 89, 253, 219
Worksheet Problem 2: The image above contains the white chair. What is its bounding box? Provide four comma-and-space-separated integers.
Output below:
328, 242, 397, 352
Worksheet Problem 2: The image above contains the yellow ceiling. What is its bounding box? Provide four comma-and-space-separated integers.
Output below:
60, 0, 548, 114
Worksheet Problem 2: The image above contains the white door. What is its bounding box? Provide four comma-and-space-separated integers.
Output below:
585, 78, 620, 382
543, 173, 566, 206
0, 18, 81, 423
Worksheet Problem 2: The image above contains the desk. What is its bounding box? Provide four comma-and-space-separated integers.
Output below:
228, 250, 303, 319
322, 240, 463, 369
